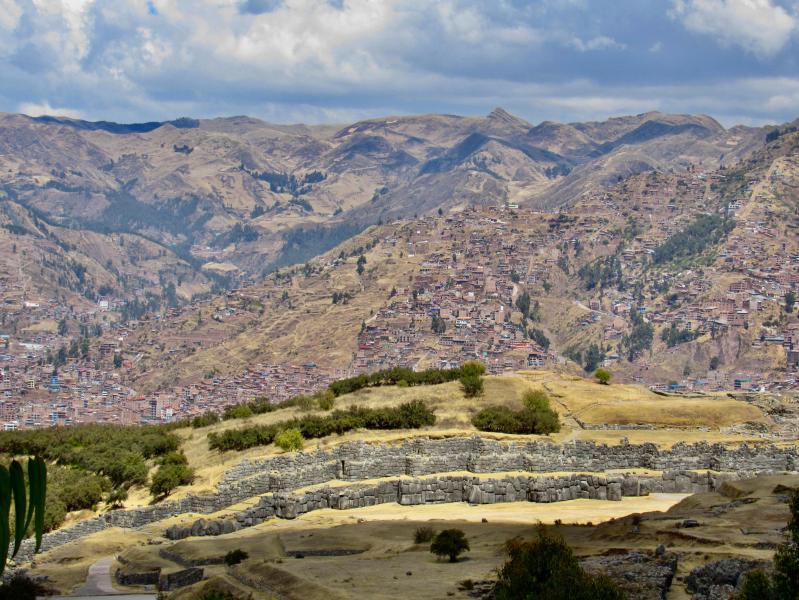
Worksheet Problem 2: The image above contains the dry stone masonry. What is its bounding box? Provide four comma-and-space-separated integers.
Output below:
11, 437, 799, 562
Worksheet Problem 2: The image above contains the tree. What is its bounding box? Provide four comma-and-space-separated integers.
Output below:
529, 328, 549, 350
495, 531, 625, 600
106, 487, 128, 510
772, 491, 799, 598
516, 291, 531, 318
356, 254, 367, 275
460, 374, 483, 397
786, 291, 797, 313
0, 457, 47, 577
57, 318, 68, 336
623, 312, 653, 361
583, 344, 605, 373
430, 529, 470, 562
595, 368, 611, 385
149, 462, 194, 499
709, 356, 721, 371
431, 315, 446, 334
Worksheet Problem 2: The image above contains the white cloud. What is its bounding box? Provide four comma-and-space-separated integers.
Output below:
17, 101, 84, 118
670, 0, 797, 57
0, 0, 796, 127
0, 0, 22, 30
569, 35, 626, 52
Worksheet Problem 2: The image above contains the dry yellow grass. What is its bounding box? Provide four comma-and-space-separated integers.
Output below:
169, 371, 774, 499
518, 371, 766, 428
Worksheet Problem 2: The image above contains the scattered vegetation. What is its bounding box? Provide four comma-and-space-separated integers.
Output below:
472, 390, 560, 435
430, 529, 470, 562
209, 401, 436, 452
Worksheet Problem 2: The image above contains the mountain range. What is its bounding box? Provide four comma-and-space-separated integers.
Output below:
0, 108, 777, 302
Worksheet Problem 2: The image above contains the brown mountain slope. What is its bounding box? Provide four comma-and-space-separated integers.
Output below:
0, 109, 775, 284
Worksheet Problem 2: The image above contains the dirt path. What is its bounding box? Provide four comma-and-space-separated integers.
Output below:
71, 556, 119, 595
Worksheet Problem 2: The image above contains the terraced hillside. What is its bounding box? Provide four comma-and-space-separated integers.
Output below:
8, 371, 799, 598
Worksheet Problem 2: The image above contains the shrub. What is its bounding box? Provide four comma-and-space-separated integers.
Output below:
595, 368, 612, 385
53, 469, 105, 512
742, 490, 799, 599
0, 573, 52, 600
460, 374, 484, 397
223, 404, 253, 420
316, 390, 335, 411
735, 570, 773, 599
159, 451, 189, 466
102, 451, 149, 488
274, 428, 304, 452
295, 395, 317, 411
149, 463, 195, 499
414, 526, 435, 544
224, 549, 249, 566
522, 390, 549, 411
472, 406, 521, 433
494, 530, 625, 600
192, 412, 220, 428
430, 529, 470, 562
106, 487, 128, 509
472, 391, 559, 435
460, 360, 486, 377
42, 497, 67, 533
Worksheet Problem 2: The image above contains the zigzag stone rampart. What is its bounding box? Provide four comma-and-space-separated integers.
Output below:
12, 437, 798, 563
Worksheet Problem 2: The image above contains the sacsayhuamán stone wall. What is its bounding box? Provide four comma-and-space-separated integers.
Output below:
166, 469, 739, 539
12, 437, 798, 563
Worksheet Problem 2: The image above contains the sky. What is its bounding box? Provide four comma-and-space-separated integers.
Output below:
0, 0, 798, 127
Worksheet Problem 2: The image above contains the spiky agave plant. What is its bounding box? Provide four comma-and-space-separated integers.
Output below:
0, 457, 46, 576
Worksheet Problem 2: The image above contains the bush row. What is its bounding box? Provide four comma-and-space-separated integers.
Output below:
208, 401, 436, 452
328, 361, 486, 397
